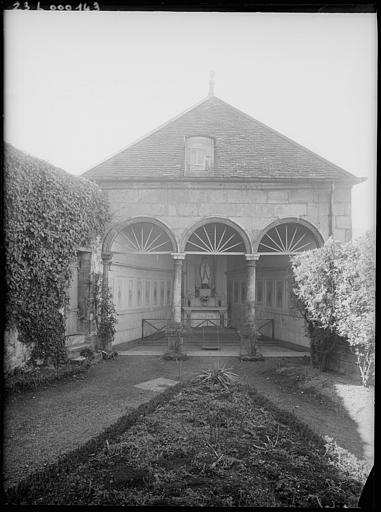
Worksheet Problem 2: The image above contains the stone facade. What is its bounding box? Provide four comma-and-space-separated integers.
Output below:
103, 181, 352, 246
83, 93, 362, 350
109, 251, 173, 344
88, 186, 353, 350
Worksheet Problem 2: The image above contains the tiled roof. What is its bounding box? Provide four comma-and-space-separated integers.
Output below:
82, 96, 361, 183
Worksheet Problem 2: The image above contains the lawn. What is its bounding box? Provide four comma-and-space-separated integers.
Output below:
5, 369, 366, 507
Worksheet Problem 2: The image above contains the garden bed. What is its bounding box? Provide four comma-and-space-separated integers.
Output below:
5, 375, 366, 507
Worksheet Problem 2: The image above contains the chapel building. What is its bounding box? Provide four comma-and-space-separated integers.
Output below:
83, 82, 363, 350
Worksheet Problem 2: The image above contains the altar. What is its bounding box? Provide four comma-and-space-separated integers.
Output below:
181, 254, 228, 327
182, 306, 228, 328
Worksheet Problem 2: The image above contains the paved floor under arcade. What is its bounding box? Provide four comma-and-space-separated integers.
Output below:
114, 339, 310, 358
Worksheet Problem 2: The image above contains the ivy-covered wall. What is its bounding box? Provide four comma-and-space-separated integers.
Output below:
4, 143, 111, 370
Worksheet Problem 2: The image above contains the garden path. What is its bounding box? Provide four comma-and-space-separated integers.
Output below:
4, 355, 373, 490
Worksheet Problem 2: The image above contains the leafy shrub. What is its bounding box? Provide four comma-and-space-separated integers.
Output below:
79, 347, 94, 359
98, 287, 117, 350
4, 144, 110, 366
90, 272, 117, 350
291, 233, 375, 386
333, 233, 375, 386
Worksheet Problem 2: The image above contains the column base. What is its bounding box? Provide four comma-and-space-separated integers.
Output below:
238, 323, 265, 361
239, 353, 264, 362
162, 351, 189, 361
163, 328, 188, 360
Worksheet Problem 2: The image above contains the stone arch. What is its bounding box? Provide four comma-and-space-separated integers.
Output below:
253, 217, 324, 253
102, 216, 178, 256
180, 217, 253, 254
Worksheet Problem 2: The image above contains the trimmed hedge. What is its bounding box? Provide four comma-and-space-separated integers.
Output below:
4, 143, 110, 366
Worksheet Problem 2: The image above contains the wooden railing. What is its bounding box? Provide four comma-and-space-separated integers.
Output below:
141, 317, 274, 343
257, 319, 274, 340
185, 319, 221, 348
141, 319, 169, 341
189, 318, 220, 329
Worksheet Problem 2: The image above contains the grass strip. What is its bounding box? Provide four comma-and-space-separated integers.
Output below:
4, 380, 185, 504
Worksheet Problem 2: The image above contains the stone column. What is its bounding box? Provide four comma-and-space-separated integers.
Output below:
164, 253, 187, 360
171, 253, 185, 325
101, 252, 112, 293
240, 254, 263, 360
246, 254, 260, 328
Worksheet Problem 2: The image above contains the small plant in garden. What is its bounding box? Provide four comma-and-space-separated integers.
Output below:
80, 347, 94, 359
193, 363, 239, 389
162, 322, 188, 361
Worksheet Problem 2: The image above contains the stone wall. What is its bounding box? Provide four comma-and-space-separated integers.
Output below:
103, 180, 352, 248
325, 337, 361, 380
4, 327, 33, 373
6, 240, 103, 370
65, 238, 104, 339
109, 251, 173, 344
226, 255, 309, 347
332, 185, 352, 242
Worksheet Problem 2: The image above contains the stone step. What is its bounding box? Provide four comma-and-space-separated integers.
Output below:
184, 334, 240, 339
66, 334, 86, 347
66, 342, 92, 359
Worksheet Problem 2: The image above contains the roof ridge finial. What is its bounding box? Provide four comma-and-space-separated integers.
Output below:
208, 70, 215, 97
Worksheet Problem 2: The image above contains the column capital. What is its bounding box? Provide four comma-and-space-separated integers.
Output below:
245, 253, 260, 261
171, 252, 186, 260
102, 252, 113, 262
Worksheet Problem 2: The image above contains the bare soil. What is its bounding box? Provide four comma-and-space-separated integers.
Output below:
3, 355, 373, 491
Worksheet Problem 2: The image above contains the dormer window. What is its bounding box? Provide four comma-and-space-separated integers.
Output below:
185, 136, 214, 173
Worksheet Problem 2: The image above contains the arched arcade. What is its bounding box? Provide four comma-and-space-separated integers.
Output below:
102, 216, 324, 348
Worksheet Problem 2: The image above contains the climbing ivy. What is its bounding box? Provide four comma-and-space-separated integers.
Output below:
4, 143, 111, 366
90, 272, 117, 350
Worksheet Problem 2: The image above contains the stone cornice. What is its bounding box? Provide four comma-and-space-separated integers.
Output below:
171, 253, 186, 260
91, 176, 364, 186
245, 254, 261, 261
111, 261, 172, 273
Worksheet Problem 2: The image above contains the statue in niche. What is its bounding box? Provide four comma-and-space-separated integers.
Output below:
200, 257, 211, 289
